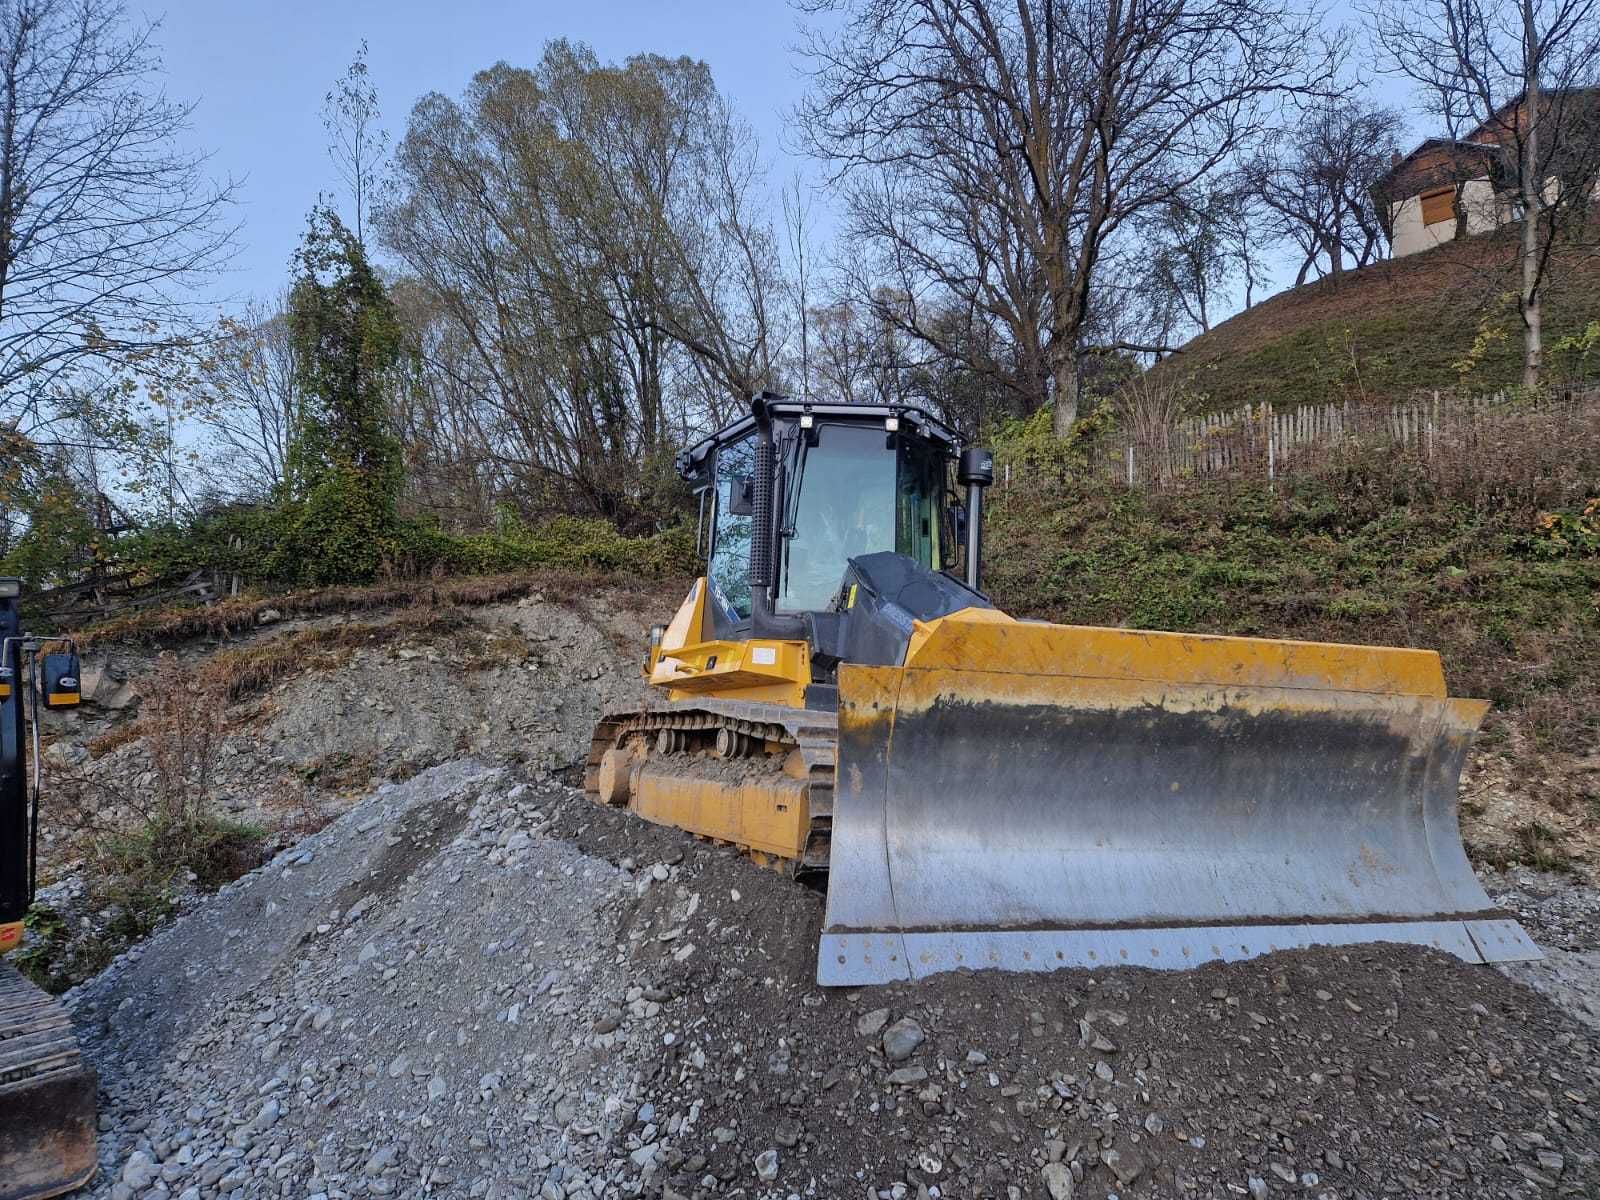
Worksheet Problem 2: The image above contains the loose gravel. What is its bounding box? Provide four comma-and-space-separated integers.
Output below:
67, 761, 1600, 1200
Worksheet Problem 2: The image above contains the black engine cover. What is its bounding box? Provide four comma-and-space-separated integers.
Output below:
805, 551, 992, 679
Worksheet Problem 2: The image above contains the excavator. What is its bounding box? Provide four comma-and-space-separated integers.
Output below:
0, 578, 95, 1200
588, 395, 1540, 986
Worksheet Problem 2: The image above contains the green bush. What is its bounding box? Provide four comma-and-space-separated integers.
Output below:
268, 469, 400, 585
100, 501, 696, 591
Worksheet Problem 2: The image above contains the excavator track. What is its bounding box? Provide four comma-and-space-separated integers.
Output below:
0, 963, 97, 1200
586, 699, 836, 880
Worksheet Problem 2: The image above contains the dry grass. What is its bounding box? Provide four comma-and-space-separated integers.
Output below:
1149, 226, 1600, 408
190, 604, 468, 702
75, 568, 681, 649
86, 723, 142, 759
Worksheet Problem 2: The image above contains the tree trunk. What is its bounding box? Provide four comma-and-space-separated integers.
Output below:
1520, 0, 1543, 392
1051, 356, 1080, 436
1521, 204, 1542, 389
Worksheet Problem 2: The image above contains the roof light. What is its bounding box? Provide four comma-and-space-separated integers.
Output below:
885, 415, 900, 432
0, 578, 18, 599
800, 413, 814, 429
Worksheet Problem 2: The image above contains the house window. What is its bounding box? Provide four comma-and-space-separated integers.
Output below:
1420, 186, 1455, 226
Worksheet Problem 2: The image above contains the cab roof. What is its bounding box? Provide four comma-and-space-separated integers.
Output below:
676, 400, 962, 484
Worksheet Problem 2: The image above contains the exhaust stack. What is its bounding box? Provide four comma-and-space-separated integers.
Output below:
957, 447, 994, 592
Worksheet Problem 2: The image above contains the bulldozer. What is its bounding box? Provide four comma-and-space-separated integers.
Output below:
588, 395, 1539, 986
0, 578, 96, 1200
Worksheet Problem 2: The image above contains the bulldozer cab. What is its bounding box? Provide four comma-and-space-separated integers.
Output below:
687, 400, 963, 632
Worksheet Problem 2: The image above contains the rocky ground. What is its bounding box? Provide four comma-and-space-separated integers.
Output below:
67, 760, 1600, 1200
26, 585, 656, 984
1482, 867, 1600, 1033
18, 580, 1600, 1199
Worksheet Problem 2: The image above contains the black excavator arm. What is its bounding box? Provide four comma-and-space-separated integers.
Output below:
0, 580, 97, 1200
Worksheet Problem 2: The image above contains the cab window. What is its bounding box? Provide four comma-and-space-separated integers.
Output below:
709, 436, 755, 620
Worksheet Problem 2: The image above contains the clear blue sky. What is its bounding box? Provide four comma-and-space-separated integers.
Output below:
146, 0, 1422, 319
145, 0, 819, 311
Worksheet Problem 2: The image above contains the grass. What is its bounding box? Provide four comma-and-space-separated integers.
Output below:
1152, 225, 1600, 410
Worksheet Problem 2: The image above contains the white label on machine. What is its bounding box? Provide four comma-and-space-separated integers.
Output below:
751, 646, 777, 665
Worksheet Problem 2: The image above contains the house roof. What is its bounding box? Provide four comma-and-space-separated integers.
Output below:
1461, 85, 1600, 142
1373, 87, 1600, 196
1371, 138, 1497, 196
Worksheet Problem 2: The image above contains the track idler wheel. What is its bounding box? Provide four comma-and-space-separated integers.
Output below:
597, 744, 642, 806
715, 727, 755, 758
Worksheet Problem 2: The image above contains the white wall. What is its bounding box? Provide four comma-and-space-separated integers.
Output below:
1388, 177, 1503, 258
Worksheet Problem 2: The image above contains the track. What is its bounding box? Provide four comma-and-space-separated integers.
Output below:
0, 963, 97, 1200
585, 699, 837, 879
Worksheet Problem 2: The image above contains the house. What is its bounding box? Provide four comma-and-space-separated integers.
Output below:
1373, 89, 1600, 259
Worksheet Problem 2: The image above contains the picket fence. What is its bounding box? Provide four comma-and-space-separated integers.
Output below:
1083, 387, 1600, 491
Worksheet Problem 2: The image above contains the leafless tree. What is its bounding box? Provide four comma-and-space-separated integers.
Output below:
782, 174, 816, 399
1245, 97, 1406, 283
322, 41, 388, 249
1143, 189, 1252, 334
0, 0, 236, 445
1371, 0, 1600, 388
796, 0, 1341, 434
190, 297, 300, 497
809, 299, 879, 404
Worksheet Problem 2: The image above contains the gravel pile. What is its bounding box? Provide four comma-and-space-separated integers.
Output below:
68, 759, 1600, 1200
1484, 867, 1600, 1033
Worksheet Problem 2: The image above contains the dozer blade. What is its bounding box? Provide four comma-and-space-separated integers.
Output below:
0, 964, 97, 1200
819, 619, 1540, 986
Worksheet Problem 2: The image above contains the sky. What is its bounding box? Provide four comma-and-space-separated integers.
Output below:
145, 0, 1423, 323
146, 0, 823, 313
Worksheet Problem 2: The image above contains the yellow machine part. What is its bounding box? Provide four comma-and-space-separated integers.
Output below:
647, 579, 811, 708
602, 742, 813, 860
820, 611, 1538, 985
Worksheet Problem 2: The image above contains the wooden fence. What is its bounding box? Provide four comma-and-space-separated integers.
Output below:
28, 568, 222, 627
1088, 388, 1600, 492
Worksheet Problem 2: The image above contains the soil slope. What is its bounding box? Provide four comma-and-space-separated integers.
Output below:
1151, 228, 1600, 408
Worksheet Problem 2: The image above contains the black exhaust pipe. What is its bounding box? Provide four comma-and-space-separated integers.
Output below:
958, 447, 994, 593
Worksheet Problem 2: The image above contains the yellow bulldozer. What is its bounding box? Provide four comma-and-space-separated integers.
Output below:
589, 395, 1540, 986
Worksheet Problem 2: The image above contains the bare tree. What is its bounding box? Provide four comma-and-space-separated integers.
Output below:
322, 40, 388, 248
190, 297, 300, 497
797, 0, 1340, 434
0, 0, 236, 444
1371, 0, 1600, 388
1246, 97, 1406, 283
1143, 190, 1249, 334
782, 174, 816, 399
809, 299, 879, 403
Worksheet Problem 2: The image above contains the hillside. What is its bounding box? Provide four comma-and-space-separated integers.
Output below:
1153, 227, 1600, 409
